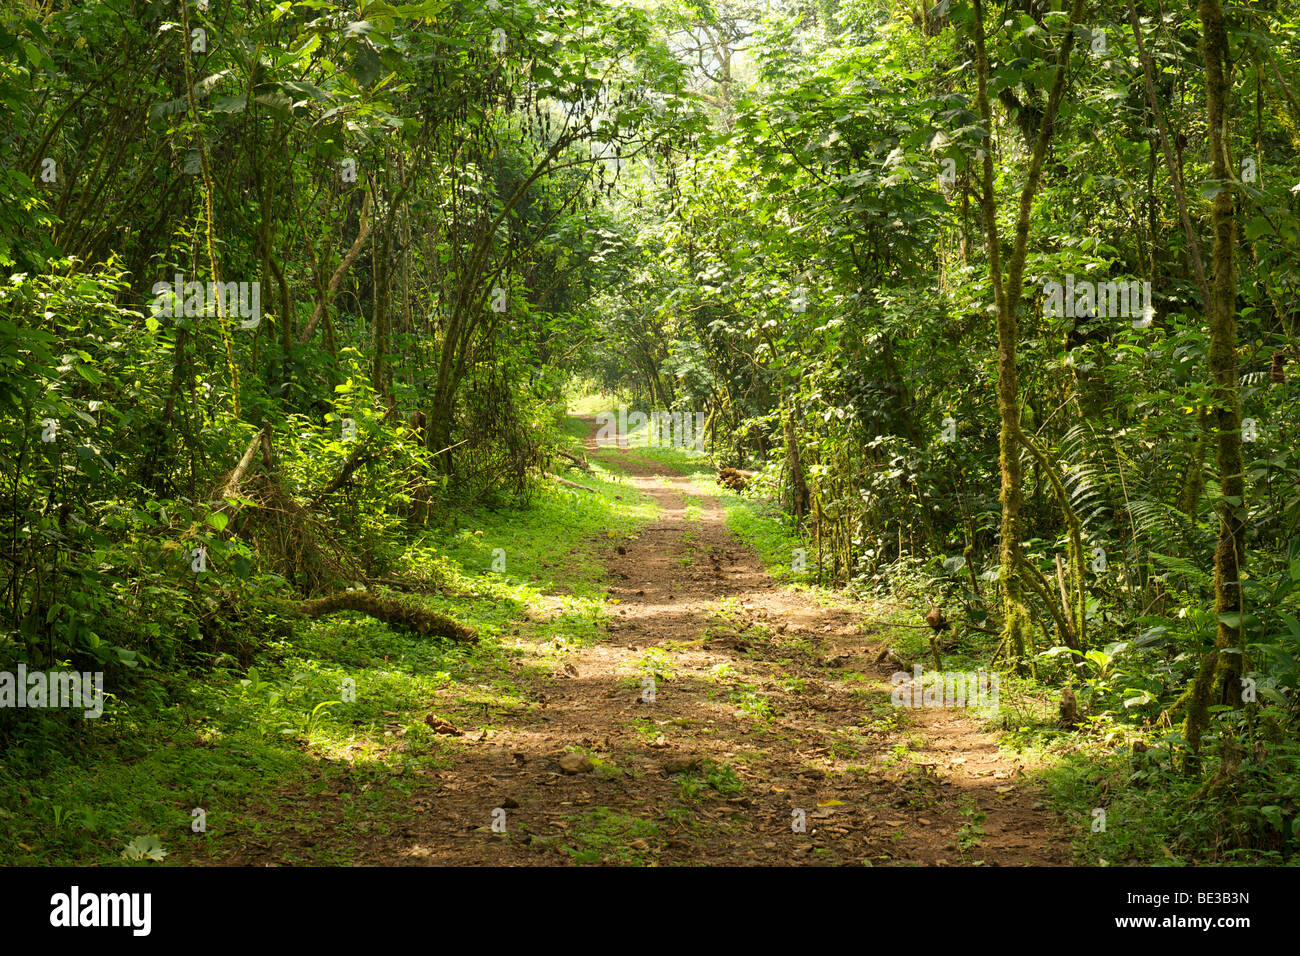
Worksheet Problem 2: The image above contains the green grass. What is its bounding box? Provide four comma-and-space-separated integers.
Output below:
17, 407, 1280, 869
956, 797, 986, 861
0, 421, 660, 866
726, 684, 778, 722
558, 806, 661, 865
565, 390, 626, 418
1034, 728, 1300, 866
673, 759, 744, 802
723, 497, 815, 586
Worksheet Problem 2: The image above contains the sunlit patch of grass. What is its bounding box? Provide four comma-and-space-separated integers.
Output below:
629, 718, 662, 742
705, 661, 737, 684
775, 634, 816, 657
728, 684, 777, 722
560, 807, 661, 865
565, 391, 625, 417
854, 691, 904, 734
707, 596, 744, 622
722, 499, 815, 586
777, 674, 807, 695
0, 417, 661, 866
661, 638, 705, 652
632, 646, 678, 682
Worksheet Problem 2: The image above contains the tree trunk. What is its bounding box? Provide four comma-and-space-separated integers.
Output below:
971, 0, 1085, 673
783, 401, 809, 524
1184, 0, 1246, 763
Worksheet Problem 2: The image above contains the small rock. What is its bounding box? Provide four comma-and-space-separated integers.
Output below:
559, 752, 594, 774
500, 797, 520, 809
663, 756, 702, 775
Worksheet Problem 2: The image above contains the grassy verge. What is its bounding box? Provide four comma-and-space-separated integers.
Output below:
0, 429, 657, 866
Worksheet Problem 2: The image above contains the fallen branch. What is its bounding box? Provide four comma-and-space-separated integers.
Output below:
544, 471, 597, 493
298, 189, 373, 345
212, 424, 276, 543
218, 424, 272, 502
988, 636, 1008, 665
556, 448, 592, 472
291, 591, 476, 642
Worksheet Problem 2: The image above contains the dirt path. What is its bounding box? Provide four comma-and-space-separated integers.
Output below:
214, 423, 1070, 866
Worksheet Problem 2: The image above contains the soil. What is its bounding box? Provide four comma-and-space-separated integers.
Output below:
190, 420, 1071, 866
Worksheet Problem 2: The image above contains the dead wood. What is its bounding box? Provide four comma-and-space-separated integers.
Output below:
291, 590, 476, 642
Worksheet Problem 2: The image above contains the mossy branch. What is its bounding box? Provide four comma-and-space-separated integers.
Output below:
1014, 550, 1074, 651
1012, 423, 1087, 650
288, 591, 476, 643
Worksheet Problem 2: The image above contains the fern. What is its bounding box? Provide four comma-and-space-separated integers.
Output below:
1056, 423, 1113, 528
1147, 549, 1214, 592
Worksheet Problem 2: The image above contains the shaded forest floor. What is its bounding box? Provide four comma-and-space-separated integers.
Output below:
171, 418, 1069, 866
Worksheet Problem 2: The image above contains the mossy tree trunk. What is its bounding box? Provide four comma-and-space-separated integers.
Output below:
971, 0, 1086, 674
1184, 0, 1246, 763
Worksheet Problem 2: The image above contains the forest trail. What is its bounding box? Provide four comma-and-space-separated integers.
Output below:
211, 420, 1070, 866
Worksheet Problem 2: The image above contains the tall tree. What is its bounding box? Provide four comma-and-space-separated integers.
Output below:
971, 0, 1087, 671
1183, 0, 1246, 762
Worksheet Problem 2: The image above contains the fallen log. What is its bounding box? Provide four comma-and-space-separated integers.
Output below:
543, 471, 597, 493
214, 424, 276, 541
556, 448, 592, 472
291, 591, 476, 642
217, 424, 272, 502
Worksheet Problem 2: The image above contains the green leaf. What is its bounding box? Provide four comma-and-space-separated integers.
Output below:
121, 835, 167, 862
1244, 216, 1274, 241
150, 97, 189, 120
21, 40, 52, 70
211, 94, 248, 113
73, 363, 103, 384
